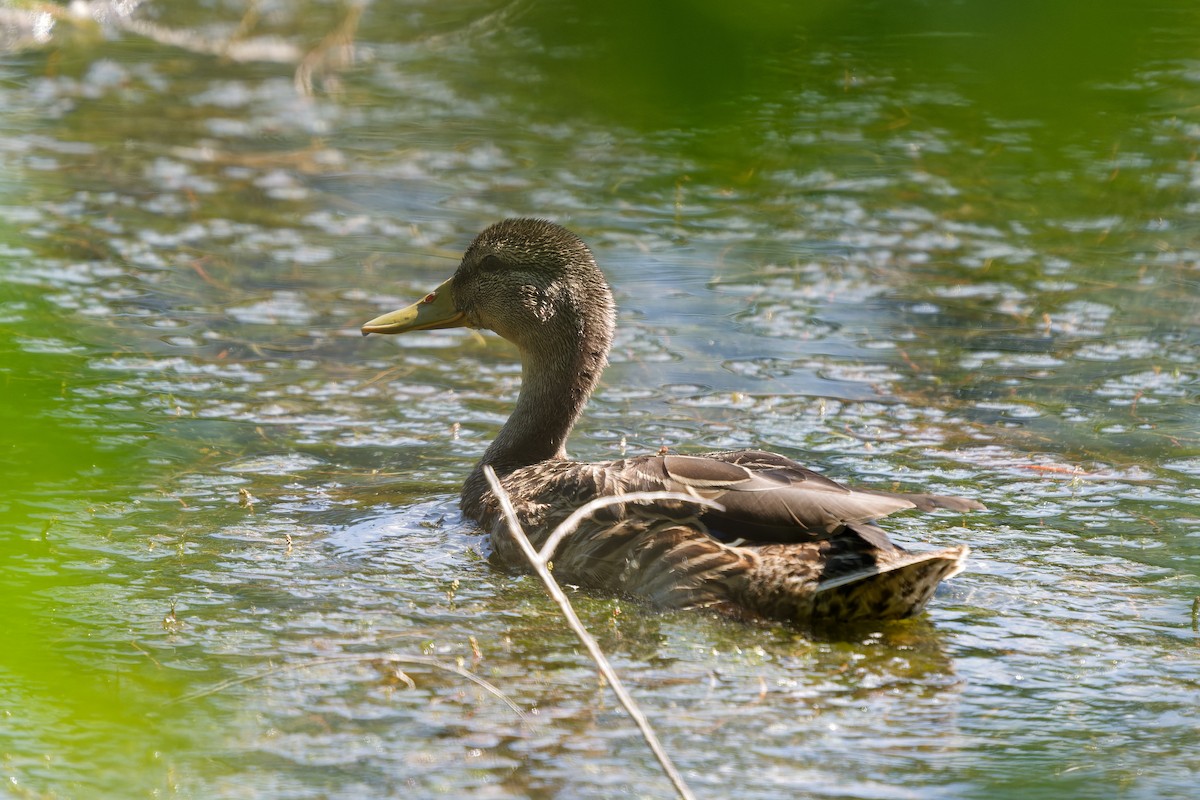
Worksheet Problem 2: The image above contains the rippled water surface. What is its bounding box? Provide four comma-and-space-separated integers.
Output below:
2, 1, 1198, 798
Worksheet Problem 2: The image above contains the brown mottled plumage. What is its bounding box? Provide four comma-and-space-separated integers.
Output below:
362, 218, 983, 625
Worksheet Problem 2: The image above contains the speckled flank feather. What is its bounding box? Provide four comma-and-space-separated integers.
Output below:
366, 218, 983, 626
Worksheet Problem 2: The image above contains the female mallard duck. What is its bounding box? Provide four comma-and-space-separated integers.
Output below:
362, 218, 982, 624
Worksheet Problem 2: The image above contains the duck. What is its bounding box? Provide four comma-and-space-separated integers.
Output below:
362, 218, 982, 625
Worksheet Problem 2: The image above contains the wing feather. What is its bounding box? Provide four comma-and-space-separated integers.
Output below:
652, 451, 915, 544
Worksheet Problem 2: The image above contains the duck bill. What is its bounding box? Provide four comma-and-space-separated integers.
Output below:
361, 278, 466, 335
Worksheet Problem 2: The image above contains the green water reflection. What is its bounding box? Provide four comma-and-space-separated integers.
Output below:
1, 1, 1198, 798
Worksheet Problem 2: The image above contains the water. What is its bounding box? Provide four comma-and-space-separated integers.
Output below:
1, 1, 1198, 798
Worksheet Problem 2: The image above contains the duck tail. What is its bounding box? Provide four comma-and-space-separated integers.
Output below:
809, 545, 969, 622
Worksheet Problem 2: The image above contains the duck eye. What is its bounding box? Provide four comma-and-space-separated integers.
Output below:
479, 254, 504, 271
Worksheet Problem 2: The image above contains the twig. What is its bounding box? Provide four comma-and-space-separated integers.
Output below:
294, 1, 364, 96
484, 466, 699, 800
169, 653, 526, 721
539, 490, 723, 563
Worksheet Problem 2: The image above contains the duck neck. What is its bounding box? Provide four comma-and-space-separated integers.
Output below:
461, 315, 611, 520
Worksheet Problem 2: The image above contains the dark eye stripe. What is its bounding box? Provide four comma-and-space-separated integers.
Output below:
480, 254, 503, 271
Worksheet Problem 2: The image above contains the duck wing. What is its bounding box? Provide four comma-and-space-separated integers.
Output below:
609, 450, 913, 548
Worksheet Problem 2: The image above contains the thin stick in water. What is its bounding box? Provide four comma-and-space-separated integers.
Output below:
484, 465, 700, 800
538, 489, 723, 563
